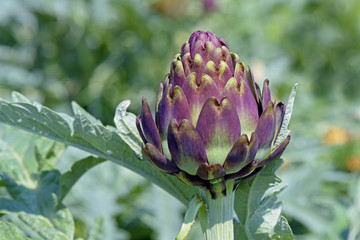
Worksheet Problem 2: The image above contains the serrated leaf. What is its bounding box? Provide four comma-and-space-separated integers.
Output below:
11, 92, 31, 104
113, 100, 142, 155
271, 216, 294, 240
234, 160, 293, 240
0, 125, 74, 239
60, 156, 106, 200
71, 101, 102, 125
274, 84, 297, 148
0, 92, 197, 204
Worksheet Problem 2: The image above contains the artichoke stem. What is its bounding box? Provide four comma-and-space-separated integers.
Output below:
199, 180, 235, 240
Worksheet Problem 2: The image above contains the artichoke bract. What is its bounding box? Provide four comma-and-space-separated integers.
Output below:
136, 31, 290, 196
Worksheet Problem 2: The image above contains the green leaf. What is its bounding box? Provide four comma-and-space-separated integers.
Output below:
274, 83, 297, 148
2, 171, 61, 216
0, 92, 197, 204
36, 142, 66, 172
0, 124, 58, 188
0, 221, 28, 240
1, 211, 72, 240
11, 92, 31, 104
280, 161, 350, 236
234, 160, 293, 240
60, 156, 106, 200
114, 100, 142, 156
71, 101, 102, 125
0, 125, 74, 239
0, 170, 75, 239
271, 216, 294, 240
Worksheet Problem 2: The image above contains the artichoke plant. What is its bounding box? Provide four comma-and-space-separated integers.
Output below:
136, 30, 292, 239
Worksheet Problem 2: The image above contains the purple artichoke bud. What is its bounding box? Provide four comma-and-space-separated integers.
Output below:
136, 31, 290, 193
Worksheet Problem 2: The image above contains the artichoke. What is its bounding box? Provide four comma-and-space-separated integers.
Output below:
136, 31, 290, 196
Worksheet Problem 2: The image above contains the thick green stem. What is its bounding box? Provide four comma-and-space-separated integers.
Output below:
199, 180, 235, 240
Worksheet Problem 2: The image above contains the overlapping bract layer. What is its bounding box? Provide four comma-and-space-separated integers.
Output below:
136, 31, 290, 191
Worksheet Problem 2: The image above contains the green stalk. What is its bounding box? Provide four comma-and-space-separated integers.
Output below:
199, 180, 235, 240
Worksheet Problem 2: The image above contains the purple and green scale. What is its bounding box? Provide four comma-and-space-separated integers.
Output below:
136, 30, 290, 196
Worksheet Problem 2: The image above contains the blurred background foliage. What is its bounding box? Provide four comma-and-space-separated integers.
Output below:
0, 0, 359, 239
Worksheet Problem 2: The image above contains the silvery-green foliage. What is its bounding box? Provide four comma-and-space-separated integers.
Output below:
234, 160, 294, 240
276, 95, 358, 239
0, 125, 74, 239
274, 84, 297, 148
0, 92, 197, 205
